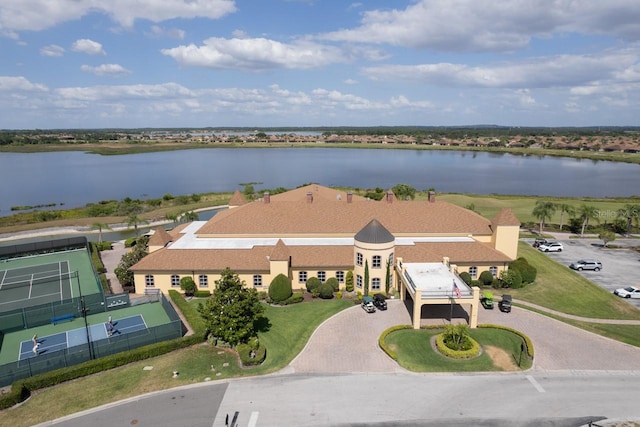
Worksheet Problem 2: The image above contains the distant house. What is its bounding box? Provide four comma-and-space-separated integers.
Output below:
131, 185, 519, 328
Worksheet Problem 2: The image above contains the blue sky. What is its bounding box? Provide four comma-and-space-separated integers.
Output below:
1, 0, 640, 129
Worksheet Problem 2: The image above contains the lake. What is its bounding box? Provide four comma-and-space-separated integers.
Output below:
1, 148, 639, 217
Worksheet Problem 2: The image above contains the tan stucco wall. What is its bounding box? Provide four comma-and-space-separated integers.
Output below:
493, 225, 520, 259
353, 240, 394, 293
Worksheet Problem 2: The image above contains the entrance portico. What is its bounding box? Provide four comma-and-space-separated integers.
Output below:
395, 258, 480, 329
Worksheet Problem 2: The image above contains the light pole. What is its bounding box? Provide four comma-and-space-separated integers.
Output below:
76, 273, 94, 360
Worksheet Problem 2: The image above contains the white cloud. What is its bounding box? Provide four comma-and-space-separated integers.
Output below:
71, 39, 106, 55
343, 78, 358, 85
362, 50, 639, 89
147, 25, 185, 40
0, 0, 237, 32
162, 37, 352, 70
80, 64, 131, 77
0, 76, 48, 92
40, 44, 65, 57
55, 82, 194, 101
321, 0, 640, 52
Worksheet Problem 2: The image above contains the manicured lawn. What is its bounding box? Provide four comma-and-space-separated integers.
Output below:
385, 327, 532, 372
507, 242, 640, 320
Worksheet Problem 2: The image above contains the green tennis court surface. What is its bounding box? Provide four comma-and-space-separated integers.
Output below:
19, 314, 148, 360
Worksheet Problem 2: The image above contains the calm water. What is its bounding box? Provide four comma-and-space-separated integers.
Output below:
1, 148, 639, 217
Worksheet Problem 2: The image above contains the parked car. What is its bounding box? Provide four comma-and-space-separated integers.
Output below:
373, 293, 387, 310
499, 294, 512, 313
569, 259, 602, 271
532, 238, 548, 248
361, 296, 376, 313
481, 291, 494, 309
538, 242, 563, 252
614, 286, 640, 299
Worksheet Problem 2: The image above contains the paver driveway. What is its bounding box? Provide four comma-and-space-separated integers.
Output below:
289, 299, 640, 373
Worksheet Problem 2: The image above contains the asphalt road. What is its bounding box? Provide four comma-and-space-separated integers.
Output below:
530, 237, 640, 308
38, 371, 640, 427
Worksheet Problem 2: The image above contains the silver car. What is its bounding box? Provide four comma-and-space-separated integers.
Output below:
569, 259, 602, 271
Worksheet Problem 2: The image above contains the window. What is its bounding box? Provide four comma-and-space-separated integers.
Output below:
372, 255, 381, 268
298, 271, 307, 283
356, 274, 362, 288
145, 275, 155, 287
469, 266, 478, 279
318, 271, 326, 282
372, 278, 381, 290
171, 275, 180, 287
490, 266, 498, 277
356, 252, 363, 266
389, 253, 394, 266
199, 275, 208, 287
336, 271, 345, 283
253, 275, 262, 287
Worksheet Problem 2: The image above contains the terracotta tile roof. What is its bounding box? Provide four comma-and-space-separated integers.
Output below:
396, 242, 512, 264
229, 190, 248, 207
148, 227, 172, 247
491, 208, 520, 227
197, 188, 492, 236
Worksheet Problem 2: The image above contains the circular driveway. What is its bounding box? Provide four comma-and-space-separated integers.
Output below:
289, 299, 640, 373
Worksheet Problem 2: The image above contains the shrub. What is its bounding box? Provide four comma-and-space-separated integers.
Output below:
318, 282, 334, 299
268, 273, 292, 302
194, 290, 211, 298
326, 277, 339, 292
479, 271, 494, 287
478, 324, 534, 359
459, 271, 472, 285
282, 292, 304, 305
336, 291, 342, 299
237, 342, 266, 366
306, 276, 321, 293
435, 333, 480, 359
257, 291, 268, 300
180, 276, 197, 296
509, 257, 537, 284
378, 325, 413, 360
499, 269, 523, 289
345, 271, 354, 292
124, 237, 136, 248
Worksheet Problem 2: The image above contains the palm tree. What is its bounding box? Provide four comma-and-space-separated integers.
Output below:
91, 222, 111, 244
127, 213, 148, 236
532, 201, 557, 233
577, 204, 599, 237
616, 204, 640, 236
557, 204, 575, 231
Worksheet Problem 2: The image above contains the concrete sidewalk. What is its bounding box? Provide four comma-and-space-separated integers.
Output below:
98, 240, 128, 294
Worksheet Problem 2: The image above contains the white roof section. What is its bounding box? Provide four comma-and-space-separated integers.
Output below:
402, 262, 472, 299
169, 222, 475, 250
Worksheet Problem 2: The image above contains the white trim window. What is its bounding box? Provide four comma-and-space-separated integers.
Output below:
318, 271, 326, 282
199, 275, 208, 287
253, 275, 262, 287
298, 271, 308, 283
336, 271, 345, 283
372, 255, 381, 268
469, 266, 478, 279
372, 278, 381, 290
145, 275, 155, 287
171, 274, 180, 287
356, 253, 363, 266
356, 274, 363, 288
490, 266, 498, 277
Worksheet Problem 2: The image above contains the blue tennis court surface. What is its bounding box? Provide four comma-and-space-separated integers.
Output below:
19, 314, 148, 360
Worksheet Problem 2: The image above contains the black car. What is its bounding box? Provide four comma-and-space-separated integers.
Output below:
499, 294, 512, 313
532, 238, 548, 248
373, 293, 387, 310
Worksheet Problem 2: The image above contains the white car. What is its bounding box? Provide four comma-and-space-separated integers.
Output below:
538, 242, 563, 252
614, 286, 640, 299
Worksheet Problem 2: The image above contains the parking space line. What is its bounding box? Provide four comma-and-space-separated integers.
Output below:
526, 375, 546, 393
248, 411, 259, 427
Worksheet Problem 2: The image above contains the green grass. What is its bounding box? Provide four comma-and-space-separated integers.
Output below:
506, 242, 640, 320
385, 327, 532, 372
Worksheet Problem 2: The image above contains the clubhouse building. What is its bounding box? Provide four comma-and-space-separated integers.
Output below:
131, 184, 520, 328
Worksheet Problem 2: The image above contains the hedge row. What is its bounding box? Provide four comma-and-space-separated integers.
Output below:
89, 242, 110, 293
0, 333, 204, 410
478, 323, 535, 359
194, 290, 211, 298
168, 290, 206, 336
378, 325, 413, 360
435, 333, 481, 359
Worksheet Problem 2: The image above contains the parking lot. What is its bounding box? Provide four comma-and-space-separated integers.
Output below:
530, 237, 640, 308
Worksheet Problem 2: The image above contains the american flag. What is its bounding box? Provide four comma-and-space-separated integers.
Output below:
453, 281, 462, 298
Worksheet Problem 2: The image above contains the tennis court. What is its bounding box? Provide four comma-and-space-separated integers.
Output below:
0, 247, 100, 313
19, 314, 148, 361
